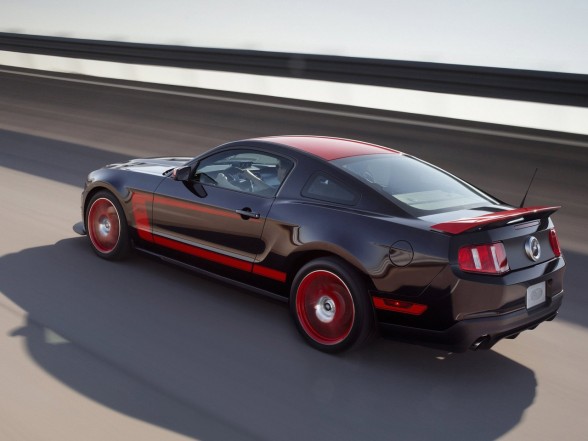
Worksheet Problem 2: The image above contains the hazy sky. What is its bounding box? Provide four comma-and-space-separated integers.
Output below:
2, 0, 587, 73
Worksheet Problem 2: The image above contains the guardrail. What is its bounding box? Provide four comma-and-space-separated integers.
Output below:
1, 32, 587, 107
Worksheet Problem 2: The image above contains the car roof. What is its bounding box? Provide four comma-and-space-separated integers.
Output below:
254, 135, 402, 161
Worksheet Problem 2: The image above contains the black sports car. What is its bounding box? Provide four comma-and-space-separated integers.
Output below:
74, 136, 565, 353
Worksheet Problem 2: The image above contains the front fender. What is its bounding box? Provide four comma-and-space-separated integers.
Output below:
81, 168, 165, 231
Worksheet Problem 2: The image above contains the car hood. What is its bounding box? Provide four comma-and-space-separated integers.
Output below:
106, 157, 192, 176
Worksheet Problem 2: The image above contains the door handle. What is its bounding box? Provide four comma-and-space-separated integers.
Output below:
235, 208, 260, 219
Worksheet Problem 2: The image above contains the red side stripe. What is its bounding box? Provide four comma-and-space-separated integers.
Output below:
153, 235, 253, 272
252, 265, 287, 282
153, 194, 251, 221
131, 191, 154, 242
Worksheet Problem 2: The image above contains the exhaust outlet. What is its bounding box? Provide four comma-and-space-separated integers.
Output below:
470, 335, 490, 351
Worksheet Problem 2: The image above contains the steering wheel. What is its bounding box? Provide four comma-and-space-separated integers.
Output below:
225, 166, 254, 192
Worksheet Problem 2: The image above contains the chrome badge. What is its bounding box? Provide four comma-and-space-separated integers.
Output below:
525, 236, 541, 261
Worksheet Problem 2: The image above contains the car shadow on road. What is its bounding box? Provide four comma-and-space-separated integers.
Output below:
1, 237, 541, 441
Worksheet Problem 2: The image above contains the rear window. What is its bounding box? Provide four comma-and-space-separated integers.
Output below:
332, 154, 497, 214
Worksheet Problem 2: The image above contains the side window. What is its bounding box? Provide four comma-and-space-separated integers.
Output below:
301, 173, 359, 205
194, 149, 293, 197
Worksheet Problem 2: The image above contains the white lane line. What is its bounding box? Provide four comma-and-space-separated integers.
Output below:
1, 66, 587, 149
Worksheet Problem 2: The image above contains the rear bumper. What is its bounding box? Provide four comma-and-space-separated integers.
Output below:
379, 290, 563, 352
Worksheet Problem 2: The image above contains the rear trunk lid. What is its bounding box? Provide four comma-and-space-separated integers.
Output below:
425, 205, 561, 271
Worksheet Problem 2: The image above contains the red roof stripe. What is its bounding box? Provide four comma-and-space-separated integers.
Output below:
256, 136, 401, 160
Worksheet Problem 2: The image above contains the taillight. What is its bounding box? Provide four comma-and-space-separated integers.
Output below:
549, 229, 562, 257
373, 297, 428, 315
458, 242, 510, 275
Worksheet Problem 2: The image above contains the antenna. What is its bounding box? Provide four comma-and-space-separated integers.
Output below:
519, 168, 538, 208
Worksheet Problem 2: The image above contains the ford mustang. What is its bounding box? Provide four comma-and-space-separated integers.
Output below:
73, 136, 565, 353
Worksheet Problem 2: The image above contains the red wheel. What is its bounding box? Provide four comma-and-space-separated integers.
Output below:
296, 270, 355, 345
290, 257, 375, 352
88, 198, 120, 253
86, 191, 130, 260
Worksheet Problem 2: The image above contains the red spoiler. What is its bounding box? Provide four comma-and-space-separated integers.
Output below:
431, 206, 560, 235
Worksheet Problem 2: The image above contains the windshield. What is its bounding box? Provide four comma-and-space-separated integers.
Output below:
332, 154, 498, 215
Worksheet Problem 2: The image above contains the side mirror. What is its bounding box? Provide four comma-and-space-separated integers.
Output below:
172, 166, 192, 181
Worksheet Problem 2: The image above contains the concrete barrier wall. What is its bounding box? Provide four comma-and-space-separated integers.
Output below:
2, 48, 588, 136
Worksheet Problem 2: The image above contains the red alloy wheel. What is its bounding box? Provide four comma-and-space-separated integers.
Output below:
87, 198, 121, 254
295, 270, 356, 345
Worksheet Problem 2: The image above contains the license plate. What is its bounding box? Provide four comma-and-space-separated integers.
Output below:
526, 281, 546, 309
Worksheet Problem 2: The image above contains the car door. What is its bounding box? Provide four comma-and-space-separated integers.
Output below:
151, 149, 292, 271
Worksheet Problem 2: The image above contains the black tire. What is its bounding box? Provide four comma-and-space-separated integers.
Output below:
85, 190, 131, 260
290, 257, 375, 353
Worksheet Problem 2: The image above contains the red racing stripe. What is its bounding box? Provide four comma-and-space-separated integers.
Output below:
252, 265, 287, 282
131, 191, 154, 242
153, 235, 253, 272
153, 194, 250, 221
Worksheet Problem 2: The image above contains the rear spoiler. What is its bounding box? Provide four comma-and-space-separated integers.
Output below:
430, 206, 560, 235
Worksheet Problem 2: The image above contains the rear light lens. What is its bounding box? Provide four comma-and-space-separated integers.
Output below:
549, 229, 562, 257
458, 242, 510, 274
373, 297, 428, 315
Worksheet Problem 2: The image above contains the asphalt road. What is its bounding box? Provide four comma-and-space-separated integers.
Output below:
1, 68, 587, 441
